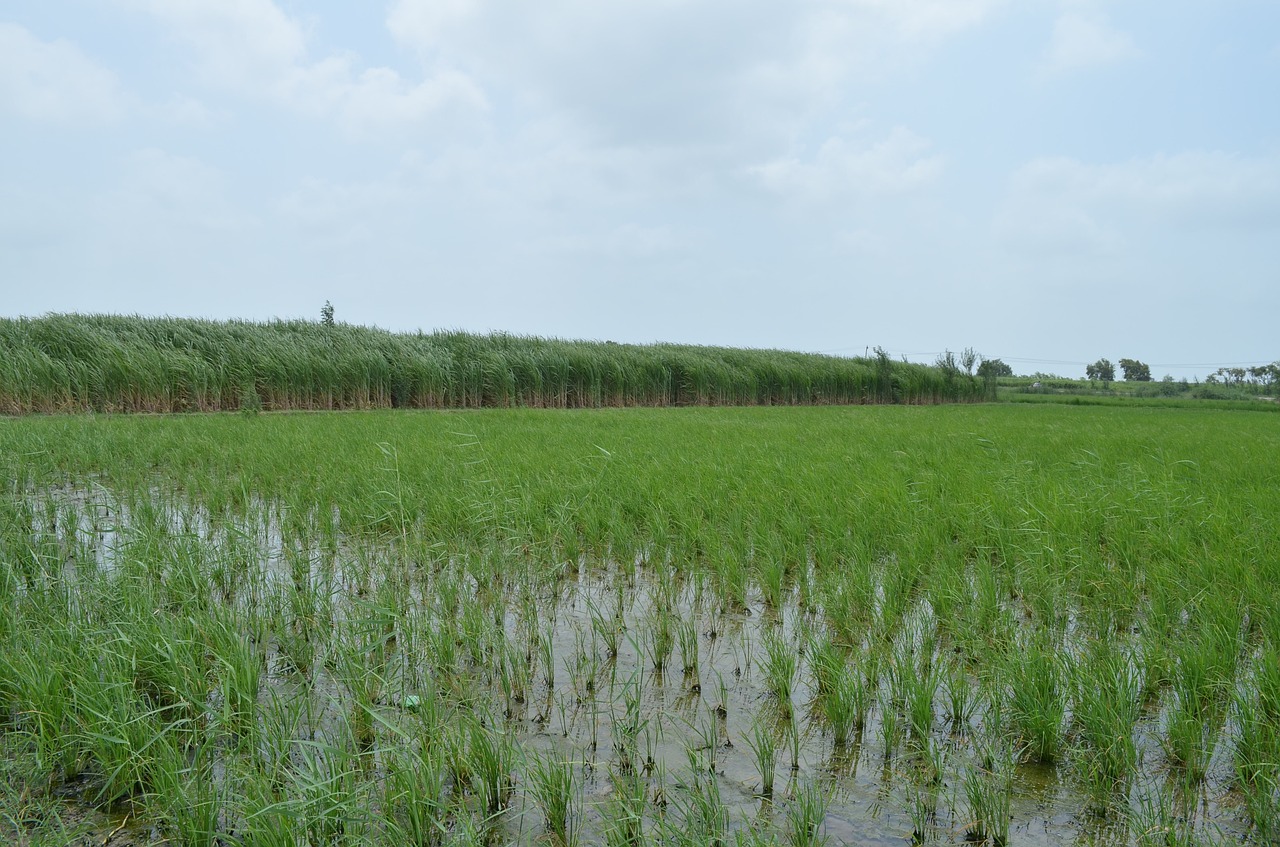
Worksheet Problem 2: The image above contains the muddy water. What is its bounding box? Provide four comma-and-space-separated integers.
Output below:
10, 485, 1259, 845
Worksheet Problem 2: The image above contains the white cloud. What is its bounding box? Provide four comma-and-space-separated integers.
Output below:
129, 0, 486, 135
279, 60, 486, 136
102, 148, 254, 232
0, 23, 125, 123
275, 175, 414, 246
153, 95, 218, 127
385, 0, 1002, 151
996, 151, 1280, 253
748, 126, 944, 201
386, 0, 478, 51
533, 223, 683, 258
1039, 11, 1139, 76
845, 0, 1007, 41
130, 0, 304, 86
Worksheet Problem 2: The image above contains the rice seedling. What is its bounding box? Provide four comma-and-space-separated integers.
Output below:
806, 631, 843, 702
1232, 642, 1280, 839
1004, 636, 1067, 763
147, 733, 223, 847
236, 763, 307, 847
383, 741, 448, 847
612, 672, 648, 775
1241, 772, 1279, 844
784, 707, 806, 774
5, 636, 83, 786
785, 778, 829, 847
1128, 779, 1209, 847
538, 624, 557, 691
212, 620, 263, 741
821, 661, 866, 749
587, 595, 623, 660
525, 751, 579, 847
74, 673, 175, 806
292, 737, 368, 846
468, 720, 515, 814
1073, 641, 1143, 809
758, 556, 788, 610
744, 716, 779, 798
497, 641, 530, 720
643, 602, 676, 674
942, 653, 976, 732
604, 767, 647, 847
682, 706, 720, 776
963, 742, 1013, 847
662, 758, 729, 847
1163, 616, 1239, 782
762, 629, 798, 712
878, 685, 901, 763
563, 631, 601, 704
679, 618, 701, 681
904, 659, 940, 743
904, 773, 942, 845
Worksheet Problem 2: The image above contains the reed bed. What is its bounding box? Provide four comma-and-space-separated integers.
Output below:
0, 404, 1276, 845
0, 314, 991, 414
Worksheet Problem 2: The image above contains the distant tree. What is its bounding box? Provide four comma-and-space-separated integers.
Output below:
960, 347, 979, 376
1118, 358, 1152, 381
1212, 367, 1248, 386
1086, 358, 1115, 383
1247, 363, 1279, 387
977, 358, 1013, 378
321, 301, 335, 327
934, 349, 962, 383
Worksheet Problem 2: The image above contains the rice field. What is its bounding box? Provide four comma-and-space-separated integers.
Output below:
1, 404, 1278, 846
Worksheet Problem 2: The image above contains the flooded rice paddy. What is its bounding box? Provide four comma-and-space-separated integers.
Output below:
2, 481, 1266, 846
1, 407, 1277, 845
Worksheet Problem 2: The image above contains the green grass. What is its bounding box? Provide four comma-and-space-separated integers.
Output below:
0, 402, 1276, 844
0, 314, 991, 414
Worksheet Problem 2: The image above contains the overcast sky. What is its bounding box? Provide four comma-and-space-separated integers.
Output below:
3, 1, 1278, 378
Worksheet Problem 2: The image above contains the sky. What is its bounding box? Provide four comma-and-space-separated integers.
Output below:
2, 1, 1278, 379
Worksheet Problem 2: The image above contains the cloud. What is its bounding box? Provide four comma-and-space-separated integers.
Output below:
385, 0, 1002, 151
748, 126, 944, 201
101, 148, 255, 232
1039, 11, 1139, 76
275, 175, 414, 246
996, 151, 1280, 253
532, 223, 683, 258
847, 0, 1007, 41
0, 22, 126, 123
152, 95, 218, 127
128, 0, 486, 135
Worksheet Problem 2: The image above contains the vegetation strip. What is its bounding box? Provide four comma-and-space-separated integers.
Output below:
0, 314, 993, 414
1, 404, 1276, 845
